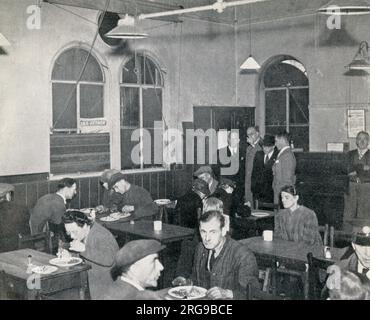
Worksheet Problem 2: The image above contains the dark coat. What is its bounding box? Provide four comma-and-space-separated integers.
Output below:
347, 149, 370, 182
251, 147, 279, 204
176, 191, 203, 229
102, 279, 162, 300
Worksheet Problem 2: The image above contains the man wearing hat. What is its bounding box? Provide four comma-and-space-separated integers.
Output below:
96, 169, 121, 213
251, 134, 279, 208
212, 178, 236, 216
339, 226, 370, 280
193, 166, 219, 195
102, 240, 165, 300
0, 183, 30, 252
108, 173, 158, 219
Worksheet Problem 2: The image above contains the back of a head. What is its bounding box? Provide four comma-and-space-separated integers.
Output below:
203, 197, 223, 213
275, 129, 290, 144
57, 178, 76, 191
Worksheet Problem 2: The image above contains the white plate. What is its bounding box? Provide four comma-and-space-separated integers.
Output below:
251, 211, 271, 217
100, 212, 131, 222
155, 199, 171, 206
32, 265, 58, 274
49, 257, 83, 267
168, 286, 207, 300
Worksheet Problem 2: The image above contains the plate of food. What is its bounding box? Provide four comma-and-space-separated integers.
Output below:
251, 211, 271, 218
121, 205, 134, 213
100, 212, 131, 222
32, 265, 58, 275
168, 286, 207, 300
49, 257, 83, 268
154, 199, 171, 206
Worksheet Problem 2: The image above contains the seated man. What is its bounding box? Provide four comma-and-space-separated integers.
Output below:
176, 178, 210, 229
30, 178, 77, 239
97, 169, 121, 213
0, 183, 30, 252
102, 240, 165, 300
338, 226, 370, 281
175, 210, 259, 300
193, 166, 219, 195
107, 173, 158, 219
212, 178, 235, 216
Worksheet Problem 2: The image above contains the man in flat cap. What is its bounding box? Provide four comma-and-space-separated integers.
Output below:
251, 134, 279, 209
102, 240, 165, 300
108, 173, 158, 219
338, 226, 370, 280
193, 166, 219, 195
96, 169, 121, 214
0, 183, 30, 252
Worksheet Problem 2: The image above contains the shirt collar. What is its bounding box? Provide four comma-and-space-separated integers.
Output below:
120, 276, 145, 291
358, 148, 368, 158
56, 192, 66, 204
267, 149, 274, 159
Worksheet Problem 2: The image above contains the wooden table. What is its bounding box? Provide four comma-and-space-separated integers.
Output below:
104, 220, 194, 244
239, 237, 347, 299
0, 249, 91, 300
232, 210, 274, 239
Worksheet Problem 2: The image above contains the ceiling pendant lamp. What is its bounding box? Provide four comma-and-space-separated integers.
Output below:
105, 14, 148, 39
344, 41, 370, 75
240, 5, 260, 70
318, 0, 370, 15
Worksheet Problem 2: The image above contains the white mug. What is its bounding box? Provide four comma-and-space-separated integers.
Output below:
263, 230, 273, 241
154, 220, 162, 231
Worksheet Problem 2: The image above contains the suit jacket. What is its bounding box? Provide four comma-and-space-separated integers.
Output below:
213, 144, 246, 202
244, 140, 263, 205
102, 279, 162, 300
251, 147, 279, 204
272, 147, 296, 204
347, 149, 370, 182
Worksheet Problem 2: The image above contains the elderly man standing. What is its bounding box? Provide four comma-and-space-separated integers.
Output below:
272, 130, 296, 208
108, 173, 158, 219
175, 210, 259, 300
30, 178, 77, 237
244, 126, 263, 208
344, 131, 370, 228
193, 166, 219, 195
102, 240, 165, 299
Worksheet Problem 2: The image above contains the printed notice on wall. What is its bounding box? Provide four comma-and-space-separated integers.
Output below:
79, 118, 109, 133
347, 109, 365, 138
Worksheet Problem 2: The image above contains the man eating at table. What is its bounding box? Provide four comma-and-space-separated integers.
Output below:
102, 239, 165, 300
174, 210, 259, 299
107, 173, 158, 218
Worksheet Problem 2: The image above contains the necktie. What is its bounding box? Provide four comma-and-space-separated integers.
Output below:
264, 154, 268, 165
208, 250, 216, 270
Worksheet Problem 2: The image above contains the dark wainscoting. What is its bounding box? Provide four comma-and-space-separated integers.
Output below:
295, 152, 348, 230
5, 165, 194, 212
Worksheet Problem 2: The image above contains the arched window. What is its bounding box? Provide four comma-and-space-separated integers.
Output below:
120, 53, 164, 170
51, 47, 105, 131
263, 57, 309, 151
50, 47, 109, 175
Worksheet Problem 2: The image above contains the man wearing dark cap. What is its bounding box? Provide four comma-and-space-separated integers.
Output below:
339, 226, 370, 280
102, 240, 165, 300
108, 173, 158, 219
0, 183, 30, 252
212, 178, 236, 216
193, 166, 219, 195
251, 134, 279, 208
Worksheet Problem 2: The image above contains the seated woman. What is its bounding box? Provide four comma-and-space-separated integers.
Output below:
274, 185, 322, 246
62, 210, 119, 299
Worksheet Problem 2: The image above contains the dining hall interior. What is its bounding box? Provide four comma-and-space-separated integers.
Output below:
1, 0, 370, 301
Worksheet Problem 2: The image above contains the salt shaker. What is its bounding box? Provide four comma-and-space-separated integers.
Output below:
26, 255, 33, 274
324, 246, 332, 259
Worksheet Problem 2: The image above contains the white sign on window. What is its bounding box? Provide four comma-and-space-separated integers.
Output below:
79, 118, 109, 133
347, 109, 365, 138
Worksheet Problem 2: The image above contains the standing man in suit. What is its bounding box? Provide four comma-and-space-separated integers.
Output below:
272, 130, 296, 207
244, 126, 263, 208
251, 135, 279, 207
213, 130, 246, 209
344, 131, 370, 227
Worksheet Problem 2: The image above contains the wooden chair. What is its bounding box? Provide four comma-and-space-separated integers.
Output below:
246, 282, 289, 300
307, 252, 334, 300
254, 199, 275, 211
18, 231, 53, 254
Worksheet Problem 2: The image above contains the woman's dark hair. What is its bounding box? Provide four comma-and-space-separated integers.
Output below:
63, 210, 93, 227
57, 178, 77, 191
280, 185, 304, 205
110, 264, 131, 281
199, 210, 225, 229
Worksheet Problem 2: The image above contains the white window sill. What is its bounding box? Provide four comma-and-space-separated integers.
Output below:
49, 167, 170, 181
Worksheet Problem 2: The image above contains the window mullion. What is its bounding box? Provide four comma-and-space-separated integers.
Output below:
139, 87, 144, 169
286, 88, 290, 132
77, 83, 81, 133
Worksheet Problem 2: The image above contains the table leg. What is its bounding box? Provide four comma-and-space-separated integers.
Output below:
79, 271, 90, 300
303, 268, 309, 300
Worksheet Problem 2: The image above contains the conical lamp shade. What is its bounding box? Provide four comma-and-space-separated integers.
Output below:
105, 15, 148, 39
318, 0, 370, 15
0, 33, 10, 46
240, 55, 261, 70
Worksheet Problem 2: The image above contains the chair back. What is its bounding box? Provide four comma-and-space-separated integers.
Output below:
0, 270, 22, 300
18, 231, 53, 254
307, 252, 334, 300
254, 199, 275, 211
